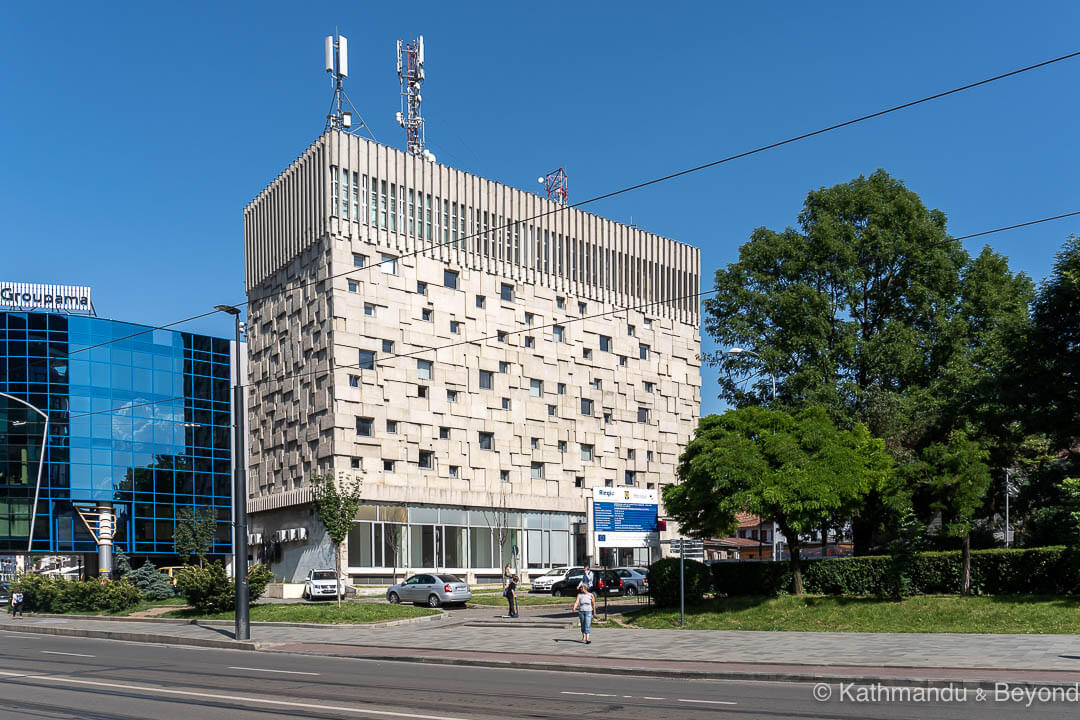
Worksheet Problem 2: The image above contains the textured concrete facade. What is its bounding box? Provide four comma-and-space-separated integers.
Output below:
243, 131, 700, 581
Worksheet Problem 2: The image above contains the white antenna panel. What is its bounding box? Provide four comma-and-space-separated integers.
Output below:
338, 36, 349, 78
418, 35, 425, 65
325, 36, 334, 73
396, 40, 403, 74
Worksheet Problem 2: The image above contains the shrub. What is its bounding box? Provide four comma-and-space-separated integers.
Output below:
711, 547, 1078, 597
12, 574, 140, 614
647, 557, 712, 607
175, 562, 274, 613
123, 561, 176, 601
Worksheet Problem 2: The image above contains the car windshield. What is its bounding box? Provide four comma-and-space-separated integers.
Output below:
541, 568, 565, 577
312, 571, 336, 580
437, 575, 463, 583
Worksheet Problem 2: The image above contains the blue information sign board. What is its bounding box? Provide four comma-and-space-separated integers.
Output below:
593, 502, 658, 533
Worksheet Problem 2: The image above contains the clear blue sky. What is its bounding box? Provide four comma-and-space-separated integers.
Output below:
3, 2, 1079, 416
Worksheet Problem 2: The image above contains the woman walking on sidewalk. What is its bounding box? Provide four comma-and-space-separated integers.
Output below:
572, 583, 595, 644
505, 574, 519, 618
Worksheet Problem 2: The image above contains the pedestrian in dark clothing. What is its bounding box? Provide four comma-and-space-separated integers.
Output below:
11, 591, 24, 618
505, 575, 519, 618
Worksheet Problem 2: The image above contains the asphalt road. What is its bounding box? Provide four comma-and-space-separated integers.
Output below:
0, 632, 1075, 719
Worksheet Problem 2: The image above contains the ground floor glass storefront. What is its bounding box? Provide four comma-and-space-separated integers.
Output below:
347, 504, 586, 581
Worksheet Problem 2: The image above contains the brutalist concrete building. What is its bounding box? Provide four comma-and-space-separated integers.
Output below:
243, 131, 700, 583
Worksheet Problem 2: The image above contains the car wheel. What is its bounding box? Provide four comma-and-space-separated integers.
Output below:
388, 592, 400, 604
625, 585, 637, 597
553, 589, 563, 598
427, 594, 441, 609
302, 590, 310, 601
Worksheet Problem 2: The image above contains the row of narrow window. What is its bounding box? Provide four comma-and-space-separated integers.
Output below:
330, 165, 697, 314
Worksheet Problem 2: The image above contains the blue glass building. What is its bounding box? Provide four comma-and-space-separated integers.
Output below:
0, 311, 233, 562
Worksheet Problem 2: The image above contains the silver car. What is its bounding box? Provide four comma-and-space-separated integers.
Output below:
613, 567, 649, 596
387, 573, 471, 608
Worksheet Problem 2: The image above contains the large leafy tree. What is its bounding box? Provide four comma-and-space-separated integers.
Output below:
665, 406, 892, 594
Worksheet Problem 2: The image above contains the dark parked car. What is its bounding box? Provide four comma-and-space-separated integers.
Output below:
550, 569, 624, 597
0, 582, 9, 607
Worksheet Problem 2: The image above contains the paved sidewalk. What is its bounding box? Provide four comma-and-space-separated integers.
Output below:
4, 603, 1080, 686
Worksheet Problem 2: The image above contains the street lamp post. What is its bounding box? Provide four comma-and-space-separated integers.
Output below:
2, 392, 49, 555
726, 347, 776, 401
215, 304, 249, 642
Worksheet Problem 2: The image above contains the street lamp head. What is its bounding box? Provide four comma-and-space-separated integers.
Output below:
727, 347, 745, 354
12, 420, 28, 426
214, 304, 242, 316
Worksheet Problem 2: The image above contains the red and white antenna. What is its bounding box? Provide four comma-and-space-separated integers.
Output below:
396, 35, 434, 161
538, 168, 568, 204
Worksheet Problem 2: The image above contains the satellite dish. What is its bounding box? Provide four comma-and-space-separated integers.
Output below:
537, 177, 546, 184
396, 111, 404, 126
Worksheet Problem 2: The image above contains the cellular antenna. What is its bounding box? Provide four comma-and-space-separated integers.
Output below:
324, 33, 375, 139
397, 35, 433, 161
539, 168, 568, 204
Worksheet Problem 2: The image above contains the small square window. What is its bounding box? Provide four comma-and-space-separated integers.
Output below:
501, 283, 514, 302
575, 476, 584, 488
581, 444, 594, 461
639, 344, 650, 360
525, 312, 534, 325
583, 348, 592, 360
604, 411, 612, 425
447, 390, 458, 402
581, 398, 594, 416
381, 253, 398, 275
557, 383, 566, 395
418, 385, 429, 398
501, 397, 511, 410
353, 253, 367, 268
524, 336, 535, 348
592, 378, 602, 390
558, 440, 567, 453
553, 325, 565, 343
619, 355, 627, 367
628, 325, 636, 337
356, 417, 374, 437
422, 308, 433, 322
499, 361, 509, 373
450, 320, 461, 333
478, 431, 494, 450
530, 437, 540, 450
646, 482, 656, 490
364, 303, 375, 316
599, 335, 611, 352
637, 406, 649, 424
351, 457, 361, 469
578, 301, 586, 314
348, 375, 360, 387
417, 359, 433, 380
479, 369, 494, 389
348, 280, 359, 293
529, 378, 543, 397
358, 349, 375, 370
497, 331, 508, 343
547, 404, 557, 417
500, 470, 510, 483
382, 339, 394, 353
383, 459, 395, 472
647, 450, 654, 462
628, 449, 636, 460
419, 451, 433, 469
476, 295, 486, 308
530, 462, 544, 480
386, 419, 398, 433
439, 426, 450, 440
444, 269, 459, 289
644, 318, 652, 328
449, 465, 460, 478
644, 381, 654, 393
417, 281, 428, 295
604, 478, 613, 488
625, 470, 636, 485
556, 296, 565, 309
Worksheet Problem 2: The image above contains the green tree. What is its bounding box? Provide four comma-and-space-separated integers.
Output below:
665, 406, 892, 594
311, 473, 364, 607
173, 507, 217, 567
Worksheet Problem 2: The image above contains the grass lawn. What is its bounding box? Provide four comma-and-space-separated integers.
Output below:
628, 594, 1080, 634
469, 594, 572, 606
161, 602, 438, 624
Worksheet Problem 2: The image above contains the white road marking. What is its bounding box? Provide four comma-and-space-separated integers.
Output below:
678, 698, 738, 706
642, 696, 666, 700
228, 666, 320, 676
41, 652, 95, 658
560, 691, 617, 697
0, 669, 481, 719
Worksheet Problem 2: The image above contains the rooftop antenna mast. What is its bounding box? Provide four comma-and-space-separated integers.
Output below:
324, 33, 375, 139
538, 168, 568, 204
396, 35, 435, 162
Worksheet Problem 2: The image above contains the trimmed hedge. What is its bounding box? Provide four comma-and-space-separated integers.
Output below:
647, 557, 712, 607
12, 574, 142, 614
711, 547, 1080, 597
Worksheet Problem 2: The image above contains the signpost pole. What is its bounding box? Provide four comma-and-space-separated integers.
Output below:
679, 541, 685, 628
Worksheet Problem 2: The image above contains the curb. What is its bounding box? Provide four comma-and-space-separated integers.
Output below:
260, 646, 1080, 691
0, 622, 257, 651
19, 611, 445, 630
